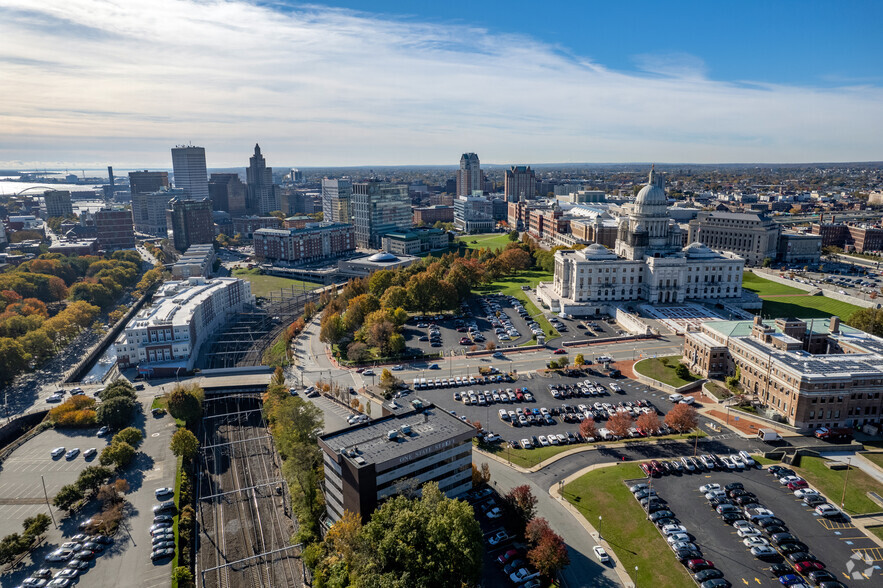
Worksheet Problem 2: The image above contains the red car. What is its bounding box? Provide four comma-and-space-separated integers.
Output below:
687, 559, 715, 572
649, 460, 665, 476
794, 561, 825, 573
640, 462, 653, 476
553, 349, 567, 355
459, 337, 471, 345
496, 549, 519, 566
787, 480, 808, 491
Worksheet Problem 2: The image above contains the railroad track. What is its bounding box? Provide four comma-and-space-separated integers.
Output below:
197, 396, 301, 588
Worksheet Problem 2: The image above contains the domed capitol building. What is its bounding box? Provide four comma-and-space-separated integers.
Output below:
537, 167, 746, 316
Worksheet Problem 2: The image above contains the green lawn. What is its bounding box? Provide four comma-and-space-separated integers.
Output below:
475, 270, 559, 340
232, 268, 322, 298
760, 295, 861, 321
457, 232, 513, 251
742, 272, 808, 296
861, 452, 883, 470
790, 455, 883, 514
633, 356, 699, 388
868, 526, 883, 542
170, 454, 184, 587
563, 464, 694, 588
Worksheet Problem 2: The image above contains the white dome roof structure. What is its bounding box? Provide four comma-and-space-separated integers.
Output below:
634, 165, 667, 215
683, 242, 716, 259
580, 243, 617, 260
367, 252, 399, 263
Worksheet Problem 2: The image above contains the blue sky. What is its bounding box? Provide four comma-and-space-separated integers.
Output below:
0, 0, 881, 168
311, 0, 883, 87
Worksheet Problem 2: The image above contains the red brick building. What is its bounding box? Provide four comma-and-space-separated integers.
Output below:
413, 205, 454, 226
253, 222, 355, 263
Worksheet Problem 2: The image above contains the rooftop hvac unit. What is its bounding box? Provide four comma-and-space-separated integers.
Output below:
400, 425, 412, 435
387, 430, 398, 440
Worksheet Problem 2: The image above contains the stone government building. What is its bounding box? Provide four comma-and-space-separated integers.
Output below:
538, 167, 746, 317
685, 316, 883, 431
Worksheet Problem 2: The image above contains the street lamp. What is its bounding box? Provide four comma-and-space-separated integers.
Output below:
840, 457, 851, 509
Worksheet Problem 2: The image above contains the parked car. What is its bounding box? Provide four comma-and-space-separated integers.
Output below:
593, 545, 610, 562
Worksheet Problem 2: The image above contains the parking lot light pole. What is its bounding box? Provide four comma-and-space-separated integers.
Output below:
840, 456, 851, 509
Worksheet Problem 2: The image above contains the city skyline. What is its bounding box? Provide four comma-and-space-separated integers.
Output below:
1, 0, 882, 168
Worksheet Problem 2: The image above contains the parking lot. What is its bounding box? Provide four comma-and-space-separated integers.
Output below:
0, 401, 178, 588
415, 367, 711, 448
0, 428, 109, 536
643, 465, 881, 586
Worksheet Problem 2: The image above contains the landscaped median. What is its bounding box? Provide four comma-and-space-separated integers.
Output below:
562, 463, 694, 588
476, 430, 706, 470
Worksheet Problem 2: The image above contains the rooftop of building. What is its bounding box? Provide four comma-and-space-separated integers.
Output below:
704, 317, 859, 339
319, 399, 475, 467
696, 211, 770, 222
254, 222, 352, 236
383, 227, 446, 240
128, 277, 246, 330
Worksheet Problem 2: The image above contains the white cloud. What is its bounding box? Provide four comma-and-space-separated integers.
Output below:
0, 0, 880, 167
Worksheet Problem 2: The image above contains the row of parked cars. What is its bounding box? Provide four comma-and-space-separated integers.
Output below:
479, 294, 542, 341
458, 387, 535, 406
549, 380, 615, 399
628, 480, 730, 588
640, 451, 757, 477
414, 371, 513, 390
701, 476, 846, 588
149, 489, 178, 561
45, 387, 86, 404
22, 532, 112, 587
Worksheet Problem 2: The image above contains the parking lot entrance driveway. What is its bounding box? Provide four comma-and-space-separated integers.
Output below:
647, 466, 881, 587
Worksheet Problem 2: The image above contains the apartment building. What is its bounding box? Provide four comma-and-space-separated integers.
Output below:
253, 222, 355, 263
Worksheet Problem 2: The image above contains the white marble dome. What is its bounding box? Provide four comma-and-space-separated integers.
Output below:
683, 241, 716, 258
580, 243, 617, 260
634, 166, 667, 215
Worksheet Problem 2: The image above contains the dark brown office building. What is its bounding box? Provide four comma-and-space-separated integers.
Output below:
166, 198, 214, 252
208, 173, 247, 216
95, 209, 135, 250
129, 171, 169, 197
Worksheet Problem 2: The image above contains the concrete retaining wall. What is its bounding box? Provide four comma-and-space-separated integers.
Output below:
749, 269, 818, 292
0, 410, 48, 457
751, 269, 880, 309
819, 289, 881, 309
615, 307, 652, 336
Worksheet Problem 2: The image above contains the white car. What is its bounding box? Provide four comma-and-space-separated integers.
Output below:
779, 475, 803, 486
743, 536, 769, 549
705, 490, 726, 501
793, 488, 819, 499
593, 545, 610, 562
538, 435, 549, 447
732, 520, 753, 531
51, 447, 66, 458
521, 439, 531, 449
488, 530, 509, 546
45, 549, 74, 562
681, 457, 696, 471
738, 450, 756, 467
661, 524, 687, 536
666, 533, 691, 545
737, 526, 761, 538
155, 487, 173, 498
699, 483, 720, 493
670, 541, 698, 553
391, 365, 404, 371
720, 456, 736, 470
486, 507, 502, 519
815, 504, 841, 517
750, 545, 778, 558
362, 369, 375, 376
729, 454, 746, 469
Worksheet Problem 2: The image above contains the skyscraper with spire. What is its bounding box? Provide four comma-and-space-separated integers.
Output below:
246, 143, 278, 214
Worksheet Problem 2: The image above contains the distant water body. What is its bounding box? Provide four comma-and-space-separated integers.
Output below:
0, 179, 104, 195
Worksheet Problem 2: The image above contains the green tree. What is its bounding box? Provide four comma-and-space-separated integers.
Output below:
847, 308, 883, 337
406, 273, 438, 316
0, 533, 26, 563
99, 381, 137, 401
368, 269, 396, 298
170, 428, 199, 460
167, 384, 204, 426
19, 329, 54, 362
354, 482, 483, 587
99, 441, 136, 469
0, 337, 30, 385
172, 566, 194, 587
762, 257, 773, 268
380, 285, 409, 310
675, 363, 690, 380
22, 514, 51, 539
264, 395, 324, 458
508, 230, 519, 241
96, 396, 137, 429
112, 427, 144, 449
53, 483, 84, 511
379, 368, 400, 394
76, 465, 114, 494
319, 312, 346, 345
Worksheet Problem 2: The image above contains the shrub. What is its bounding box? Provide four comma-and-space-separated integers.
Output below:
49, 396, 97, 427
112, 427, 144, 449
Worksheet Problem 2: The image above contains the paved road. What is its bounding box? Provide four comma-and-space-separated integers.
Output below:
481, 458, 621, 588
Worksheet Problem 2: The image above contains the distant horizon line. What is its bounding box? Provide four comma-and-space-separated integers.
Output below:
4, 160, 883, 174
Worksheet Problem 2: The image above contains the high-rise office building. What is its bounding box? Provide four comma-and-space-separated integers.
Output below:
208, 173, 247, 216
166, 198, 214, 251
246, 144, 278, 215
129, 171, 169, 200
456, 153, 481, 196
133, 188, 182, 236
504, 165, 537, 202
171, 145, 209, 200
95, 208, 135, 250
321, 178, 354, 224
44, 190, 73, 218
352, 181, 411, 248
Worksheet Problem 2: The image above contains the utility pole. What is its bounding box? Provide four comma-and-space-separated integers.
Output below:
41, 476, 57, 529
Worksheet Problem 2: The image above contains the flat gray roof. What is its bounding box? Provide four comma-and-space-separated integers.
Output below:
319, 401, 475, 468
